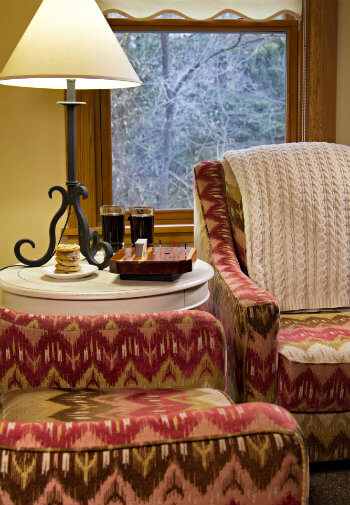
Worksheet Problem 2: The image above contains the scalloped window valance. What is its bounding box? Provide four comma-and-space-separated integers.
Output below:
96, 0, 302, 21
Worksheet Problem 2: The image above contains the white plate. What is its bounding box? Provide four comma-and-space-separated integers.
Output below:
42, 264, 98, 279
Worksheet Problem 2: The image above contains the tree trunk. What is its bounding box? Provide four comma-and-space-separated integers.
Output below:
158, 32, 175, 208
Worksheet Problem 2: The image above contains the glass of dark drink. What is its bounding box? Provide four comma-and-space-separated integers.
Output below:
129, 207, 154, 247
100, 205, 125, 253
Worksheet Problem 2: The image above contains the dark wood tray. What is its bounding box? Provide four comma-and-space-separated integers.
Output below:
109, 247, 197, 277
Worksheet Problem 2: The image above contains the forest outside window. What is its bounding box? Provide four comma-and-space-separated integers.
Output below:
111, 24, 288, 210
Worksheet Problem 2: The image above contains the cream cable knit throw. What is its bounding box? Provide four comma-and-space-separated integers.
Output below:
222, 142, 350, 312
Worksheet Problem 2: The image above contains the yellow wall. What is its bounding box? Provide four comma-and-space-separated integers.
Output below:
0, 0, 66, 270
336, 0, 350, 145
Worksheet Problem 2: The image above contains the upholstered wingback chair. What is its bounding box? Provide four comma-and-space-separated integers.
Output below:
194, 142, 350, 462
0, 307, 308, 505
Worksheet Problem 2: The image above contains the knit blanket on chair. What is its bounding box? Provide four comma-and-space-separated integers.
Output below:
222, 142, 350, 312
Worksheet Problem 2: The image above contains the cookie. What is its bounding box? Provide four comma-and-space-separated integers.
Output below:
55, 244, 80, 253
56, 251, 80, 261
54, 268, 82, 275
55, 263, 80, 272
54, 264, 82, 273
54, 243, 81, 273
55, 257, 80, 267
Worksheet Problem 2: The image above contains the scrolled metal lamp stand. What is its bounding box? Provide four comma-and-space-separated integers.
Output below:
14, 79, 113, 270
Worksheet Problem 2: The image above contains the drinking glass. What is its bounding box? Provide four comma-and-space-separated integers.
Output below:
129, 206, 154, 246
100, 205, 125, 253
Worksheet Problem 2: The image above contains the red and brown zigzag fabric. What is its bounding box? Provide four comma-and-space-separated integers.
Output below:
0, 403, 307, 505
0, 308, 308, 504
194, 160, 350, 462
0, 308, 226, 392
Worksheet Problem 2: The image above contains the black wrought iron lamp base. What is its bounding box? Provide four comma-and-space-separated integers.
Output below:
14, 181, 112, 270
13, 78, 113, 270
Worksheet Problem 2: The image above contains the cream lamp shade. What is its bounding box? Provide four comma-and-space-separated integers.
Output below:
0, 0, 141, 89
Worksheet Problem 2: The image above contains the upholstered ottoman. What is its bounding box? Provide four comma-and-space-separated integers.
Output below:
0, 307, 308, 505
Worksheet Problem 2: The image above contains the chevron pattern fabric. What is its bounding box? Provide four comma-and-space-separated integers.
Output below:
279, 312, 350, 412
1, 387, 233, 423
0, 308, 226, 392
221, 165, 248, 273
0, 401, 297, 450
0, 308, 308, 504
194, 157, 350, 462
0, 403, 308, 505
293, 411, 350, 462
194, 160, 279, 404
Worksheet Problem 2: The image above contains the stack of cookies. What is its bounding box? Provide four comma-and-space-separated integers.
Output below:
54, 244, 82, 274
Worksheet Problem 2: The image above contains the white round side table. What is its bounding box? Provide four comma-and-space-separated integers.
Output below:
0, 259, 213, 315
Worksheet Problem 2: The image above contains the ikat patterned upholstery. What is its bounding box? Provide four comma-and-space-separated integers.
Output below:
279, 312, 350, 412
0, 307, 309, 505
222, 166, 247, 272
194, 156, 350, 462
1, 387, 233, 423
0, 307, 226, 392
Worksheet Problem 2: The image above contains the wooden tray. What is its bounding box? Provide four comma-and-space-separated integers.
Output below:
110, 247, 196, 280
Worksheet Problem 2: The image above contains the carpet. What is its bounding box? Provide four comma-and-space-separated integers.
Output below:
309, 461, 350, 505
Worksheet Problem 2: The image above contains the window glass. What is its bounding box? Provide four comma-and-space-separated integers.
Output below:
111, 30, 286, 209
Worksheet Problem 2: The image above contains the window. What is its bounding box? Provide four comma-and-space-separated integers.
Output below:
111, 28, 287, 210
68, 3, 338, 244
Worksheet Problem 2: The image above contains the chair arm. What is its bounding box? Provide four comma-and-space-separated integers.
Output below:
0, 403, 308, 505
0, 308, 226, 392
194, 161, 280, 403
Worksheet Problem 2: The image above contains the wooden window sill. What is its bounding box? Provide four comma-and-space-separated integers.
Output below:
64, 223, 194, 245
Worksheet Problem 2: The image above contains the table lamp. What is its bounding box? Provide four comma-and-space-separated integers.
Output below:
0, 0, 141, 269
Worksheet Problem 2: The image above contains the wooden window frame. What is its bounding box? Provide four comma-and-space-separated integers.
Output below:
66, 1, 337, 244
